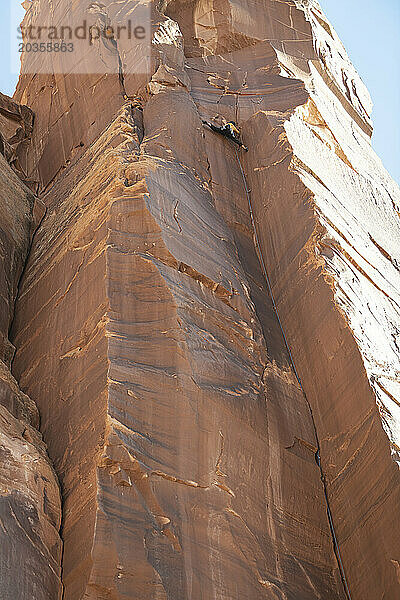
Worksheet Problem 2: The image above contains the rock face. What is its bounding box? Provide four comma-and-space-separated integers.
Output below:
0, 92, 35, 189
6, 0, 400, 599
0, 96, 62, 600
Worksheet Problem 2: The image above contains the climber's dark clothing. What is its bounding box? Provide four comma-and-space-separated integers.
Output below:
202, 120, 248, 151
221, 122, 241, 138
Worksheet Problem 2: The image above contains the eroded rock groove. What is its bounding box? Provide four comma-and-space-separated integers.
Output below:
1, 1, 399, 599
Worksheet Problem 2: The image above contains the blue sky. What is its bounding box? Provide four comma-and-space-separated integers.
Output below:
320, 0, 400, 184
0, 0, 399, 184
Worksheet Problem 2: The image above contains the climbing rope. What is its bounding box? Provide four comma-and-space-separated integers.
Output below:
234, 147, 353, 600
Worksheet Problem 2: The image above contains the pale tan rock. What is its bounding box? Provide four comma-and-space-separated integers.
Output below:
0, 369, 62, 600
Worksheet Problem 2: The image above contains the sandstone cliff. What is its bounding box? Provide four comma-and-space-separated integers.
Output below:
0, 93, 62, 599
2, 0, 399, 598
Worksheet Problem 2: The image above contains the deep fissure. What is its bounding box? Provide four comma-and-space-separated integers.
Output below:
234, 147, 353, 600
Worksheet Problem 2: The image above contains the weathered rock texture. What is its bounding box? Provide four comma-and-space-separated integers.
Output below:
7, 0, 400, 599
0, 92, 35, 189
0, 95, 62, 600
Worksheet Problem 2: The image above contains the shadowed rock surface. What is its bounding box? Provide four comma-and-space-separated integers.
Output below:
4, 0, 400, 599
0, 96, 62, 600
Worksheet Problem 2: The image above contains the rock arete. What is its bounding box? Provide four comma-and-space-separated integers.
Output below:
0, 1, 399, 599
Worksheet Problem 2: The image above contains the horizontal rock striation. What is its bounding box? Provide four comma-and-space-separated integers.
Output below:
10, 102, 344, 598
0, 98, 62, 600
8, 0, 400, 599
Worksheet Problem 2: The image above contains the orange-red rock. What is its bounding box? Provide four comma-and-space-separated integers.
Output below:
0, 96, 62, 600
5, 1, 400, 599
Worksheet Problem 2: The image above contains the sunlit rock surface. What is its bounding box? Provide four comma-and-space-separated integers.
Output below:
0, 95, 62, 600
7, 0, 400, 599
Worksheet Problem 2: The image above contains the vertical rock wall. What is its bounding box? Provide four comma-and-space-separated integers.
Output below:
8, 1, 400, 599
0, 95, 62, 600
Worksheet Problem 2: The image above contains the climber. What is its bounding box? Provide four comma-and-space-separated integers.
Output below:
202, 118, 248, 151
